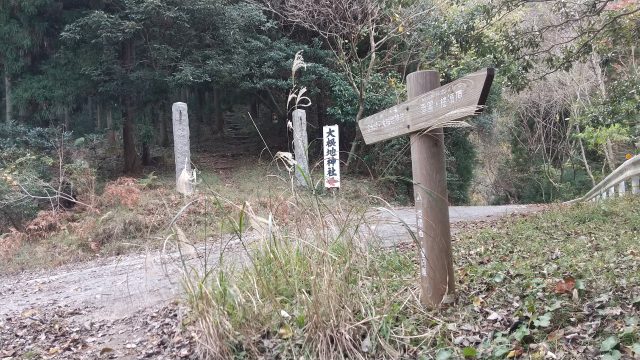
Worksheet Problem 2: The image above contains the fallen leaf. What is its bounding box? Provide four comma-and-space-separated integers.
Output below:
487, 311, 501, 321
493, 345, 512, 357
100, 347, 114, 355
547, 329, 565, 341
279, 324, 293, 339
507, 348, 523, 358
21, 309, 39, 318
555, 276, 576, 294
600, 336, 619, 352
602, 350, 622, 360
598, 307, 622, 316
473, 297, 484, 308
436, 348, 453, 360
533, 313, 552, 328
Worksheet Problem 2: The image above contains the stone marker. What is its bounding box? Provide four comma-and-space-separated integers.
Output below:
172, 102, 192, 195
292, 109, 309, 187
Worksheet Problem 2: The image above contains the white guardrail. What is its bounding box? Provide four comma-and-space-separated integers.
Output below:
567, 154, 640, 204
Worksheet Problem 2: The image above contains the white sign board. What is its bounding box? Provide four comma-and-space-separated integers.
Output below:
323, 125, 340, 188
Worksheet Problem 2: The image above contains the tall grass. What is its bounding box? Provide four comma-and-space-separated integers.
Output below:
177, 172, 433, 359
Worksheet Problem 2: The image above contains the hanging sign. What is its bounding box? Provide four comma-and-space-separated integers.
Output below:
323, 125, 340, 188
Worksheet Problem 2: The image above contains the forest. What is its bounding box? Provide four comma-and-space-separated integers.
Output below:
0, 0, 639, 231
2, 1, 640, 359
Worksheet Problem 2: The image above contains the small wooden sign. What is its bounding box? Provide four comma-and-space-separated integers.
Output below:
359, 68, 494, 144
323, 125, 340, 188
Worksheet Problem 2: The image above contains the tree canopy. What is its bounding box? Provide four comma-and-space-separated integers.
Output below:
0, 0, 638, 210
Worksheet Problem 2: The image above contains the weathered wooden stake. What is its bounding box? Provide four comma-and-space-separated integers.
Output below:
292, 109, 309, 187
407, 71, 455, 308
172, 102, 192, 195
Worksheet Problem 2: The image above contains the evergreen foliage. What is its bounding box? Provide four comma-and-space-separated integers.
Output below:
0, 0, 638, 227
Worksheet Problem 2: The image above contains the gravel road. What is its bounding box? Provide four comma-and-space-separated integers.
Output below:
0, 204, 542, 358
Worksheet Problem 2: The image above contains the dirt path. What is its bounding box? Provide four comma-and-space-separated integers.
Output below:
0, 205, 541, 359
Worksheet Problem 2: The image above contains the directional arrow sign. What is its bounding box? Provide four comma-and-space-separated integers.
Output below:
358, 68, 495, 144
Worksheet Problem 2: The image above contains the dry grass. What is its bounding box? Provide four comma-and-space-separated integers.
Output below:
0, 159, 386, 274
182, 184, 640, 359
183, 182, 423, 360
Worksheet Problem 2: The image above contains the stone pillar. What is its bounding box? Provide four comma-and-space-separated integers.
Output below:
618, 181, 626, 197
172, 102, 192, 195
292, 109, 309, 187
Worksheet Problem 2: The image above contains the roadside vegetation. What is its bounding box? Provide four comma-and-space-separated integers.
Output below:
0, 146, 387, 274
184, 194, 640, 359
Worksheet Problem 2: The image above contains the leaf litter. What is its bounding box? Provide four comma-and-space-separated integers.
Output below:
0, 302, 196, 359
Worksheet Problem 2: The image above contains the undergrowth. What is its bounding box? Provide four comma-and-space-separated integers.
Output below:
0, 159, 386, 274
183, 194, 640, 359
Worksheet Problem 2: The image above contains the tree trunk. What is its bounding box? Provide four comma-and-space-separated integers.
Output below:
162, 107, 170, 147
577, 126, 596, 186
200, 90, 208, 124
122, 40, 141, 174
345, 97, 366, 171
156, 105, 168, 147
63, 108, 70, 129
605, 139, 617, 172
106, 105, 116, 144
250, 97, 258, 120
142, 142, 151, 166
196, 90, 207, 143
123, 97, 141, 174
96, 103, 102, 130
4, 65, 12, 123
213, 88, 224, 135
316, 90, 325, 140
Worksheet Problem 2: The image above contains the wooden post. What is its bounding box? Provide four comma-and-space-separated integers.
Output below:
407, 71, 455, 308
292, 109, 309, 187
357, 68, 493, 309
172, 102, 192, 195
632, 176, 640, 195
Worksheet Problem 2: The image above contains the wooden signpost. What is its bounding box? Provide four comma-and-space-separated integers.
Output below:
358, 68, 494, 308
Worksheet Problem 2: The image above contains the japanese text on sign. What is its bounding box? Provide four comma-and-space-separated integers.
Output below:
323, 125, 340, 188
